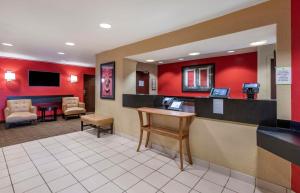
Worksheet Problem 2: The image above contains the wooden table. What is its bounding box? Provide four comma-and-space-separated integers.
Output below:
137, 107, 195, 170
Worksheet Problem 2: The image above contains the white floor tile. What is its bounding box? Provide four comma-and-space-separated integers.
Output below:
72, 166, 98, 181
36, 161, 61, 173
25, 184, 51, 193
6, 156, 31, 168
82, 154, 104, 165
184, 163, 208, 177
100, 150, 118, 158
127, 181, 157, 193
81, 173, 109, 192
132, 154, 151, 163
113, 172, 140, 190
8, 162, 35, 175
65, 160, 88, 172
48, 174, 77, 192
155, 154, 172, 163
109, 154, 128, 164
42, 167, 69, 183
13, 175, 45, 193
0, 169, 9, 178
226, 177, 255, 193
11, 168, 39, 184
144, 171, 170, 189
59, 155, 80, 165
131, 165, 154, 179
92, 159, 114, 172
222, 188, 237, 193
0, 176, 11, 189
58, 183, 88, 193
76, 150, 95, 159
121, 149, 139, 158
161, 180, 191, 193
102, 165, 126, 180
0, 185, 14, 193
174, 171, 200, 188
143, 158, 165, 170
158, 164, 181, 178
54, 151, 74, 160
203, 169, 229, 186
194, 179, 223, 193
91, 182, 123, 193
118, 159, 140, 171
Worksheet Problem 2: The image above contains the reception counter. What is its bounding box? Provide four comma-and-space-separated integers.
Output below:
123, 94, 277, 126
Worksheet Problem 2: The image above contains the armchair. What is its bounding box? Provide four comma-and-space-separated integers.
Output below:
4, 99, 37, 128
62, 97, 86, 119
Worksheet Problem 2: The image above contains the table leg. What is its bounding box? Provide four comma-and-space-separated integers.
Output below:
145, 131, 150, 148
81, 121, 83, 131
97, 127, 101, 138
179, 138, 183, 170
137, 129, 143, 152
186, 137, 193, 165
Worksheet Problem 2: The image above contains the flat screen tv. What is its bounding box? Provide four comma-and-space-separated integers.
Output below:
29, 71, 60, 87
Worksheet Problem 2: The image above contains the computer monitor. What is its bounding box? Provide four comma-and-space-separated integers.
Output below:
168, 100, 183, 111
162, 97, 174, 109
210, 88, 230, 98
242, 83, 260, 99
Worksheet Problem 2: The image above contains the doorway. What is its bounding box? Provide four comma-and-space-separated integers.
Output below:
84, 74, 95, 112
136, 71, 149, 94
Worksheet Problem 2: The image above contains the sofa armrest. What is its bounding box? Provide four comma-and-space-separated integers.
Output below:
62, 104, 68, 113
30, 106, 37, 114
79, 102, 85, 109
4, 107, 10, 119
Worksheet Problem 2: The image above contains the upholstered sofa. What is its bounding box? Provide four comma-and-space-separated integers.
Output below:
4, 99, 38, 128
62, 97, 86, 119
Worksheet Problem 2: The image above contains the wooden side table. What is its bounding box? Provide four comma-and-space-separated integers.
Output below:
137, 107, 195, 170
38, 106, 58, 122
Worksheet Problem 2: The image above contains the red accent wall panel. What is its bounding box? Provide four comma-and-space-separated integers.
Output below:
158, 52, 257, 99
292, 0, 300, 192
0, 57, 95, 121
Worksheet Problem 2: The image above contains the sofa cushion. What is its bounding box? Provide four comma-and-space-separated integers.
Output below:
6, 112, 37, 123
64, 107, 86, 116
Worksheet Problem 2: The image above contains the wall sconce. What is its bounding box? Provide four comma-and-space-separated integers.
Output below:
70, 75, 78, 83
5, 71, 16, 81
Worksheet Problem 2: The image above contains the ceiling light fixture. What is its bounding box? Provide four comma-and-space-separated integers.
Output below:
227, 50, 235, 53
99, 23, 112, 29
158, 61, 164, 64
57, 52, 65, 55
178, 58, 184, 61
65, 42, 75, 46
250, 40, 267, 46
1, 42, 13, 47
146, 59, 155, 62
189, 52, 200, 56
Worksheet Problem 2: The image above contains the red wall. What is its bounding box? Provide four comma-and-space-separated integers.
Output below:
292, 0, 300, 192
0, 57, 95, 121
158, 52, 257, 99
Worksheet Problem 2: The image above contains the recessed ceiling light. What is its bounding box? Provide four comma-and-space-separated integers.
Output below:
146, 59, 155, 62
57, 52, 65, 55
227, 50, 235, 53
250, 40, 267, 46
1, 42, 13, 47
99, 23, 112, 29
178, 58, 184, 61
158, 61, 164, 64
65, 42, 75, 46
189, 52, 200, 56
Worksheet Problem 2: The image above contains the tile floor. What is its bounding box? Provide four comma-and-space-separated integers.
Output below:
0, 130, 289, 193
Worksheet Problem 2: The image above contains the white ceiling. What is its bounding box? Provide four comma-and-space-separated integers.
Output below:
128, 25, 276, 64
0, 0, 267, 67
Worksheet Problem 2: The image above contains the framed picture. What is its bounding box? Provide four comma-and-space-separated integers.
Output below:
100, 61, 115, 100
182, 64, 215, 92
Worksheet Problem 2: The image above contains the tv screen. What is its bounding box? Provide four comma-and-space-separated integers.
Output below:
29, 71, 60, 87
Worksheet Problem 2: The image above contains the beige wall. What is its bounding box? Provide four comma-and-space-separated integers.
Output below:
95, 0, 291, 188
257, 44, 276, 99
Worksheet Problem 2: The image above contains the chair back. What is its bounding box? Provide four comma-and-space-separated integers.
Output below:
62, 97, 79, 108
7, 99, 32, 113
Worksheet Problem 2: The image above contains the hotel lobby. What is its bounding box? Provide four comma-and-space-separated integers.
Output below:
0, 1, 300, 193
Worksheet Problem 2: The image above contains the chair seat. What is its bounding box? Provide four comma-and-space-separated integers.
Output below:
6, 112, 37, 123
64, 107, 86, 115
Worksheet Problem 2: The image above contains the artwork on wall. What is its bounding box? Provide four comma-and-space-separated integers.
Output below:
100, 61, 115, 100
182, 64, 215, 92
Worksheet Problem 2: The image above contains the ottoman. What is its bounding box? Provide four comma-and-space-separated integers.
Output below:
80, 114, 113, 138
